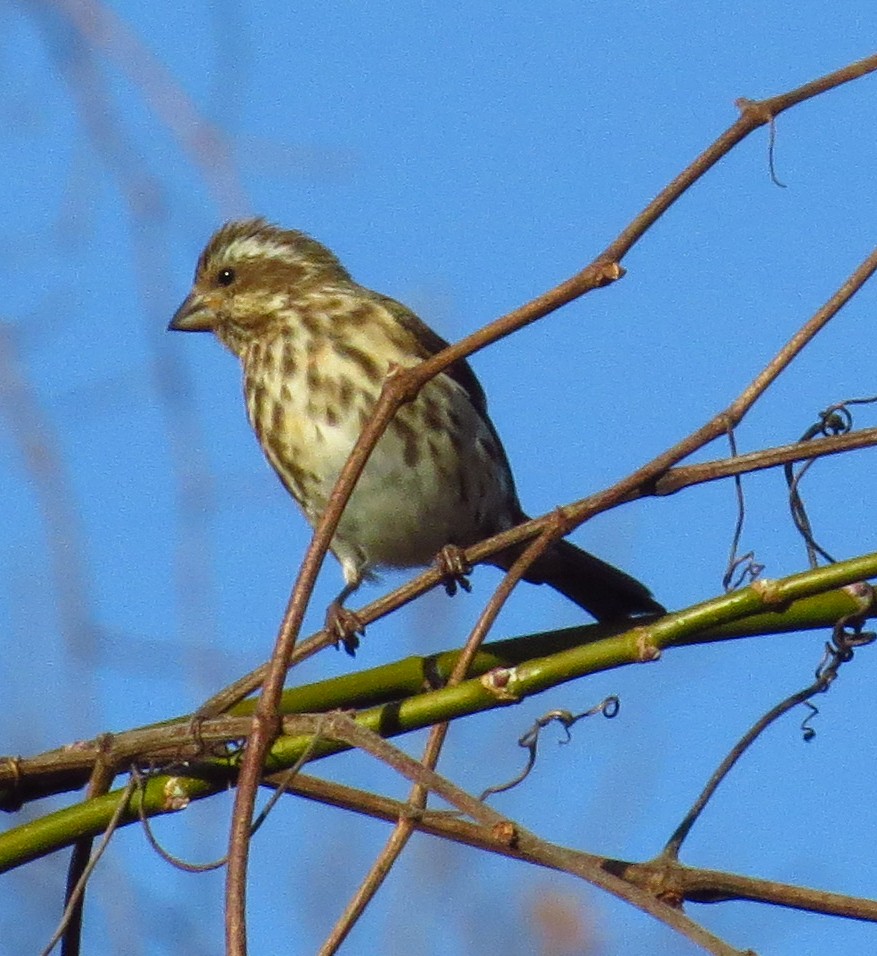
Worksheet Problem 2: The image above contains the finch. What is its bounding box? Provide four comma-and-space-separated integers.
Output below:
169, 219, 663, 648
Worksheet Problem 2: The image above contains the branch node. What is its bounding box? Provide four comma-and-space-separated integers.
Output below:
750, 577, 784, 606
593, 259, 625, 286
635, 628, 662, 663
480, 667, 520, 701
162, 777, 191, 812
735, 96, 774, 125
490, 820, 519, 848
384, 361, 422, 405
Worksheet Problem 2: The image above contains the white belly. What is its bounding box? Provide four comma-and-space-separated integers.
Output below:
252, 366, 515, 586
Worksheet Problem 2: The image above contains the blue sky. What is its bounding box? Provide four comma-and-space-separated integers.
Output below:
2, 3, 877, 954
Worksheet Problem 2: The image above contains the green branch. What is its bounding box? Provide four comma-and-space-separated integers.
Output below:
0, 553, 874, 874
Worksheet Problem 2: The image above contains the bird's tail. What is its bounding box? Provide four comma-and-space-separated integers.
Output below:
493, 536, 664, 622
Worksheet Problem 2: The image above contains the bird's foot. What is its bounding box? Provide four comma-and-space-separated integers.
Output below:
436, 544, 473, 597
326, 600, 366, 656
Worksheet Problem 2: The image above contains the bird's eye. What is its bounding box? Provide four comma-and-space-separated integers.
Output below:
216, 268, 236, 286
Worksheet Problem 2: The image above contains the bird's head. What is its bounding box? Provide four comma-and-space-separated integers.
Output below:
168, 218, 350, 354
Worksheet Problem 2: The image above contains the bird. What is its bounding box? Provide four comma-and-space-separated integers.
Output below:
169, 218, 663, 651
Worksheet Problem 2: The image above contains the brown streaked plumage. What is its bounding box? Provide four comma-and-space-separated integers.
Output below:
169, 218, 663, 650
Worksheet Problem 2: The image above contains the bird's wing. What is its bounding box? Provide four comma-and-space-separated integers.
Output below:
371, 292, 490, 419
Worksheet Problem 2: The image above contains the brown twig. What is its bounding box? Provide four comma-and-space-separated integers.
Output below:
652, 426, 877, 495
317, 816, 416, 956
3, 553, 876, 815
302, 713, 748, 956
662, 605, 875, 860
274, 772, 877, 925
199, 257, 877, 723
254, 255, 877, 938
203, 51, 877, 950
41, 777, 136, 956
322, 526, 565, 951
667, 865, 877, 920
58, 738, 117, 956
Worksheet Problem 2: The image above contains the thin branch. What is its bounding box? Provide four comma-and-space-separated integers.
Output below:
2, 565, 875, 869
662, 608, 874, 860
199, 258, 877, 720
40, 777, 136, 956
3, 554, 877, 816
59, 739, 116, 956
321, 531, 558, 951
279, 772, 877, 926
318, 818, 417, 956
308, 714, 748, 956
652, 427, 877, 495
674, 865, 877, 920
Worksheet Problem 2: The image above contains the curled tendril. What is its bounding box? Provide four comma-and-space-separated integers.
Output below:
802, 605, 876, 743
479, 696, 619, 801
787, 396, 877, 569
800, 702, 818, 742
723, 551, 765, 591
817, 606, 876, 684
819, 407, 853, 436
722, 426, 765, 592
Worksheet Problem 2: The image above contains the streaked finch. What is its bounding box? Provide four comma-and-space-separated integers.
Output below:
170, 219, 663, 649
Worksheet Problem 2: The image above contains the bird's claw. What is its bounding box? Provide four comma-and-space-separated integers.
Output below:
436, 544, 473, 597
326, 601, 366, 656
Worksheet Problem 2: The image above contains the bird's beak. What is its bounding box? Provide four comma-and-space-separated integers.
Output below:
168, 293, 215, 332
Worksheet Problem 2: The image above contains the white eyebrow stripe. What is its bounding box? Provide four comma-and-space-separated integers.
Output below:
223, 235, 300, 265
